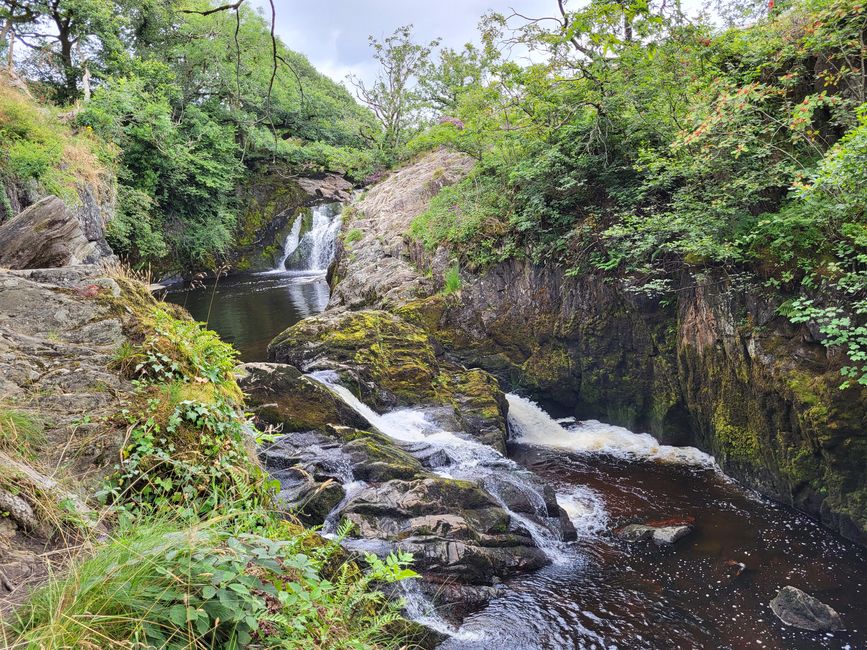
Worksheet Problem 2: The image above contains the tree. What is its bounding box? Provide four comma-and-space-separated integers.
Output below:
418, 42, 497, 114
348, 25, 439, 159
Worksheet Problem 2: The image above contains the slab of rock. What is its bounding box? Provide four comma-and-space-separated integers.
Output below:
617, 522, 693, 544
238, 362, 371, 432
296, 174, 353, 202
0, 196, 105, 268
769, 586, 844, 632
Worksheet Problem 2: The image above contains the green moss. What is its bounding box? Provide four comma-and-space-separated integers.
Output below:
712, 402, 761, 464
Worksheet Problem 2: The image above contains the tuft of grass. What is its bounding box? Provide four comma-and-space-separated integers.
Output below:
0, 409, 45, 459
443, 265, 462, 295
344, 227, 364, 245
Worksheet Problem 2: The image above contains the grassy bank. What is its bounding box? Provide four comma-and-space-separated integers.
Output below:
2, 278, 420, 649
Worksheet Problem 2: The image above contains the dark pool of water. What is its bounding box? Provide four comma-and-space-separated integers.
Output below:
163, 271, 329, 361
440, 444, 867, 650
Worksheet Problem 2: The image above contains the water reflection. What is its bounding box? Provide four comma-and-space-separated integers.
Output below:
164, 271, 330, 361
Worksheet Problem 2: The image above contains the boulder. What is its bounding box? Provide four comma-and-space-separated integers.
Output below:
342, 477, 549, 584
238, 362, 370, 432
0, 196, 108, 269
267, 309, 510, 450
616, 522, 694, 544
769, 586, 845, 632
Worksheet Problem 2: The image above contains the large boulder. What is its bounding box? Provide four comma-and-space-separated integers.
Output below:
0, 196, 109, 269
238, 362, 370, 432
267, 309, 510, 451
769, 586, 844, 632
342, 477, 549, 584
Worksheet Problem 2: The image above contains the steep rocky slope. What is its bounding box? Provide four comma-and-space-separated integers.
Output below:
325, 150, 867, 545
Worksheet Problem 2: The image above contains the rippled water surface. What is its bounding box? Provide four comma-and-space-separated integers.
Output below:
439, 442, 867, 650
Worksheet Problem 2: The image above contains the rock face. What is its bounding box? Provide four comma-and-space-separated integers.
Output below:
769, 586, 844, 632
268, 309, 510, 452
296, 174, 353, 203
0, 196, 111, 268
0, 266, 137, 603
323, 151, 867, 546
329, 149, 473, 310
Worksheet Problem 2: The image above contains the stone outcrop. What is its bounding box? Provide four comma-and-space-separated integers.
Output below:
329, 149, 473, 310
268, 309, 509, 452
0, 196, 111, 268
323, 150, 867, 545
769, 586, 844, 632
0, 266, 138, 607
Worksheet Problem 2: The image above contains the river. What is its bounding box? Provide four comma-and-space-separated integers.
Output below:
163, 200, 867, 650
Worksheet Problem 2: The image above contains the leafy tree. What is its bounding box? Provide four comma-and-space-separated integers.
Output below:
349, 24, 439, 160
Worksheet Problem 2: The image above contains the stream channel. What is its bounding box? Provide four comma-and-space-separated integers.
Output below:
165, 201, 867, 650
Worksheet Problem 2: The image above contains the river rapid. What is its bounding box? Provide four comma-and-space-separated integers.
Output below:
165, 200, 867, 650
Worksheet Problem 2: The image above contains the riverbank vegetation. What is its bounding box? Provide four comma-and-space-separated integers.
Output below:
1, 276, 418, 649
1, 0, 379, 270
390, 0, 866, 388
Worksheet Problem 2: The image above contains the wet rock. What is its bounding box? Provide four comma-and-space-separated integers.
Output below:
342, 477, 549, 584
769, 586, 844, 632
238, 362, 370, 432
267, 309, 510, 450
617, 522, 693, 544
652, 525, 692, 544
0, 196, 107, 268
617, 524, 655, 542
296, 174, 353, 203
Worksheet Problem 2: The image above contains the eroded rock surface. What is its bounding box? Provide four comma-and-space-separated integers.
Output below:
0, 196, 111, 268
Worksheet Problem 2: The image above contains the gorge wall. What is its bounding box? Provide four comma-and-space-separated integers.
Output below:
328, 150, 867, 545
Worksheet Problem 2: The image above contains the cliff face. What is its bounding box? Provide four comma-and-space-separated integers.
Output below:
329, 152, 867, 545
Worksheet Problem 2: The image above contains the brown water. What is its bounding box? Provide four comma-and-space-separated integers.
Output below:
440, 443, 867, 650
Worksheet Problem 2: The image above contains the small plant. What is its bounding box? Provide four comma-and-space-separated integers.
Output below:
344, 227, 364, 245
443, 264, 462, 295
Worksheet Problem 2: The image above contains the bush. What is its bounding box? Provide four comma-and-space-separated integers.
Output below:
443, 265, 462, 295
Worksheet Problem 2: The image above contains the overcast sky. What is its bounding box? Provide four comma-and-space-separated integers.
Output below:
253, 0, 708, 87
253, 0, 557, 84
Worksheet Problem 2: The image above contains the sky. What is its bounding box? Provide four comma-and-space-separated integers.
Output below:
253, 0, 555, 85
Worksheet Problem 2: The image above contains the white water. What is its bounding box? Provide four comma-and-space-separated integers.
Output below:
506, 394, 717, 467
273, 213, 303, 271
272, 203, 343, 273
307, 372, 570, 557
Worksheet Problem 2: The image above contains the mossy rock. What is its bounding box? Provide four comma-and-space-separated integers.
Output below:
238, 362, 371, 432
268, 310, 440, 408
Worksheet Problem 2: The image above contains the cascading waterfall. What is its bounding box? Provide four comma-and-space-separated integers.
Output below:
274, 212, 303, 271
307, 372, 573, 556
506, 394, 717, 467
273, 202, 343, 273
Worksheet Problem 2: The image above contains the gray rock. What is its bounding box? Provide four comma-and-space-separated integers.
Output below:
617, 524, 655, 542
616, 523, 693, 544
0, 196, 109, 269
652, 525, 693, 544
769, 586, 844, 632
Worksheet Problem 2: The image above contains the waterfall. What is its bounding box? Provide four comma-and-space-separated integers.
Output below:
274, 213, 303, 272
273, 202, 343, 273
506, 394, 717, 467
307, 372, 575, 558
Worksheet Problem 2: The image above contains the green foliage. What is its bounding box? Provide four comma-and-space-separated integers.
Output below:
344, 227, 364, 245
443, 264, 462, 295
0, 83, 110, 207
9, 516, 418, 649
406, 0, 866, 386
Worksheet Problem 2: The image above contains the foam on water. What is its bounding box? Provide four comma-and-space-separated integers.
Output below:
506, 393, 716, 467
556, 485, 609, 537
